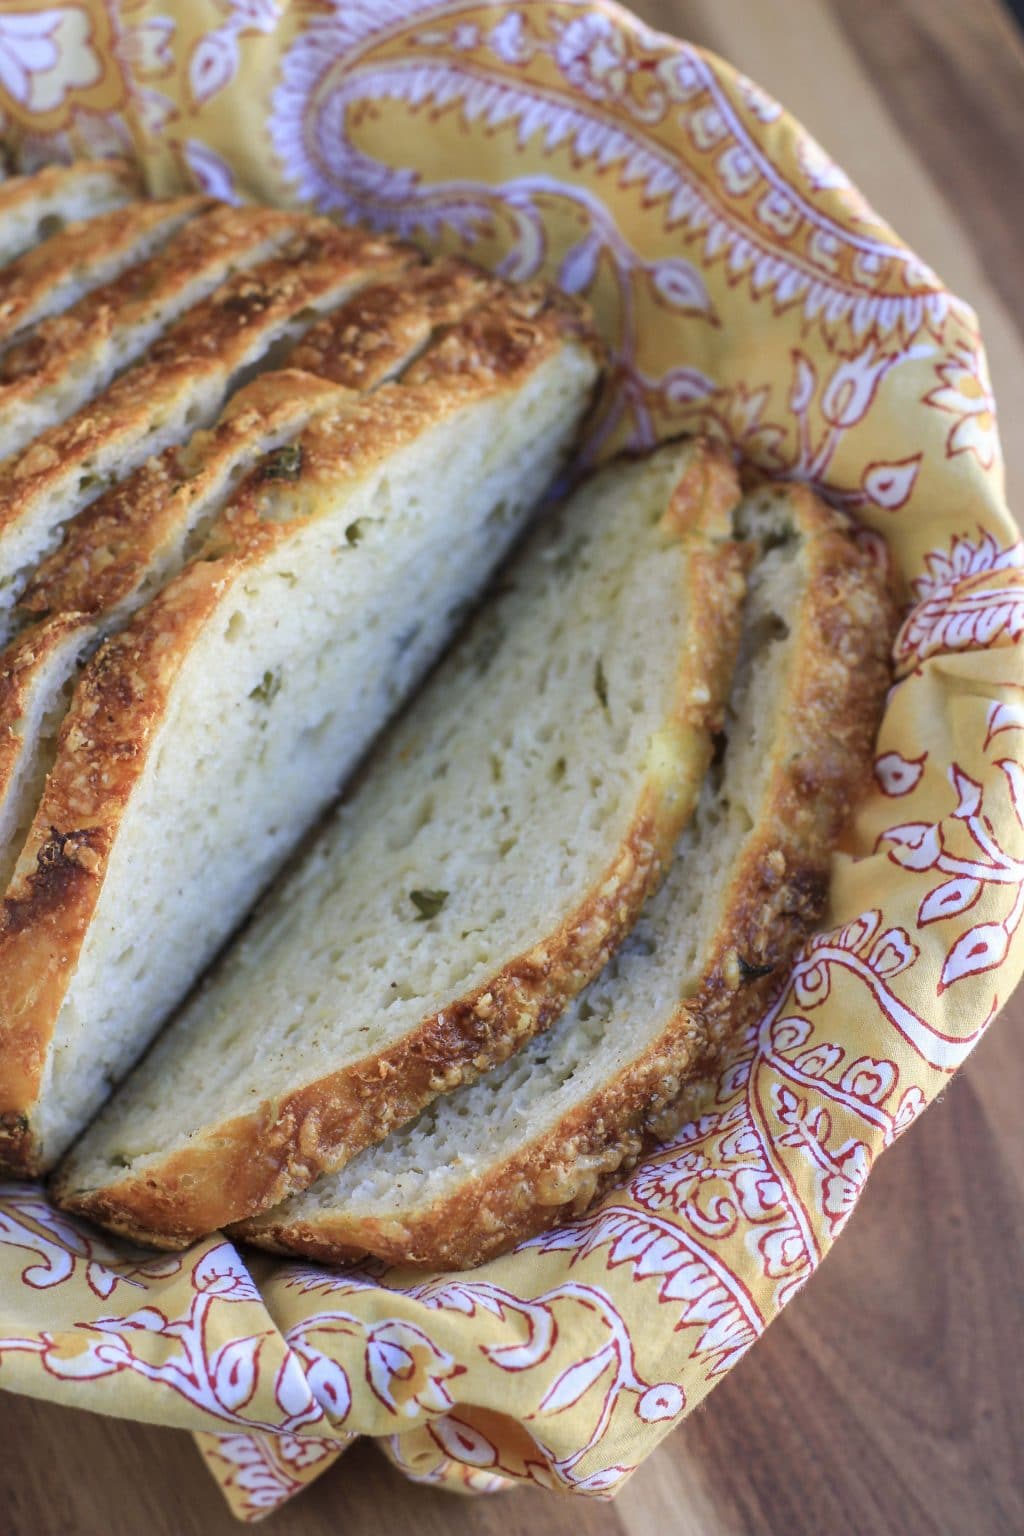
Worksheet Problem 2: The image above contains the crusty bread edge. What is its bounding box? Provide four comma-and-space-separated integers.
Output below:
239, 484, 897, 1270
16, 371, 351, 625
52, 441, 746, 1246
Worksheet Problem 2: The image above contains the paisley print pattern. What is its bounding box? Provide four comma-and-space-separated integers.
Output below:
0, 1, 1019, 1522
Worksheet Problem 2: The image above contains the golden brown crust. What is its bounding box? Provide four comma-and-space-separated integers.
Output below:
0, 203, 281, 398
53, 438, 742, 1247
141, 224, 413, 373
287, 257, 500, 387
0, 197, 207, 344
18, 371, 350, 625
0, 615, 90, 813
0, 216, 409, 576
13, 291, 601, 1184
404, 283, 603, 386
240, 484, 897, 1270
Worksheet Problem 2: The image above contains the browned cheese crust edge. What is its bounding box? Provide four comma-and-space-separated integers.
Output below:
0, 614, 92, 817
0, 196, 209, 344
287, 256, 500, 388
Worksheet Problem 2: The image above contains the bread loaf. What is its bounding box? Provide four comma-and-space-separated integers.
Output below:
53, 436, 747, 1247
2, 288, 601, 1176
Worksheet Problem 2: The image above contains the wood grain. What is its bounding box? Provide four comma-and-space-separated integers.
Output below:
3, 3, 1021, 1532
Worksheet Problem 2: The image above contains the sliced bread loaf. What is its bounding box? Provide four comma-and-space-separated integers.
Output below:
0, 161, 142, 265
2, 290, 602, 1177
53, 434, 747, 1247
17, 258, 500, 631
234, 483, 896, 1269
0, 197, 206, 346
0, 219, 410, 631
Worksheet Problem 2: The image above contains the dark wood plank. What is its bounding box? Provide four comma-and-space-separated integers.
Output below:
828, 0, 1024, 325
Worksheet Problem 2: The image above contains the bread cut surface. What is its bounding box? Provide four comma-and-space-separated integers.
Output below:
3, 290, 601, 1179
236, 484, 896, 1270
0, 161, 142, 265
53, 433, 746, 1247
0, 218, 409, 631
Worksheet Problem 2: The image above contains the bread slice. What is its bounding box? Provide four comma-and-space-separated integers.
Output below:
235, 483, 896, 1270
0, 197, 208, 346
3, 290, 602, 1178
0, 219, 411, 632
0, 161, 142, 265
17, 258, 499, 632
53, 434, 747, 1247
0, 615, 95, 890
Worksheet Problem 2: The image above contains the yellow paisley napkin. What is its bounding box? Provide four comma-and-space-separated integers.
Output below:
0, 1, 1020, 1521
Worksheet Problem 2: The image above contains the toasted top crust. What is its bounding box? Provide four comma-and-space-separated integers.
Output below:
237, 484, 897, 1270
0, 197, 207, 346
141, 222, 413, 374
5, 291, 601, 1180
51, 435, 740, 1247
288, 257, 500, 387
0, 161, 143, 265
0, 202, 303, 483
18, 371, 347, 627
402, 283, 601, 385
0, 218, 410, 615
18, 258, 503, 627
0, 203, 295, 400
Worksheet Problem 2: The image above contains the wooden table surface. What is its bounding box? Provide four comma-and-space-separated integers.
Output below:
4, 3, 1023, 1533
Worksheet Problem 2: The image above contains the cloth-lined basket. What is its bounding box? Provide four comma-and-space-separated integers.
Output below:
0, 1, 1019, 1520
